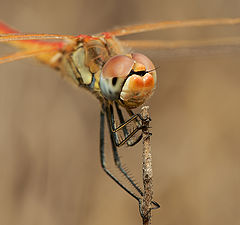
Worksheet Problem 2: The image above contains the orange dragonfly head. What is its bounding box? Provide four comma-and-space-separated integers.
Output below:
99, 53, 157, 108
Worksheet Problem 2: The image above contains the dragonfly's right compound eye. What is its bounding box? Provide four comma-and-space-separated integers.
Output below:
100, 55, 134, 101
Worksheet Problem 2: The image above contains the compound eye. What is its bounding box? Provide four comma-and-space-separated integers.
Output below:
102, 55, 134, 78
131, 53, 155, 71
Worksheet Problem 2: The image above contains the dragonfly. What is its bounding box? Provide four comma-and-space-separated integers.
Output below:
1, 18, 240, 212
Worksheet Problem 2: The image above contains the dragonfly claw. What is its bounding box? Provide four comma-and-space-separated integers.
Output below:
138, 199, 160, 219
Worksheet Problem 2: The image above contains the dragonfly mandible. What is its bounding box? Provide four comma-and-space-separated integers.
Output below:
1, 18, 240, 211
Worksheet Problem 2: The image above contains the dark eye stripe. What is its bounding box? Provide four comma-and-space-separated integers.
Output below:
112, 77, 118, 86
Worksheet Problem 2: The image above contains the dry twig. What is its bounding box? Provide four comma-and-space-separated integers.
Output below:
140, 106, 153, 225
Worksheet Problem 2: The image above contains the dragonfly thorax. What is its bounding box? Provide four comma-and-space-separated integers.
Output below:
99, 53, 157, 108
60, 36, 122, 93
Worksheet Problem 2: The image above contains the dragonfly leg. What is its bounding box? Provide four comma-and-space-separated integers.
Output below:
99, 108, 141, 202
101, 104, 160, 210
105, 105, 144, 196
114, 102, 143, 146
109, 104, 143, 147
114, 102, 129, 140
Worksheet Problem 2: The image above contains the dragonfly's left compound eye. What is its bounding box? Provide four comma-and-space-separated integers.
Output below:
100, 55, 134, 101
100, 53, 157, 108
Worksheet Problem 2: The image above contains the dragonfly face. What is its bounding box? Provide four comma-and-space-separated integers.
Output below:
100, 53, 157, 108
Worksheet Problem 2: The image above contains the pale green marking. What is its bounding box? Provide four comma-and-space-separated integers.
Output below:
72, 47, 92, 85
61, 56, 80, 86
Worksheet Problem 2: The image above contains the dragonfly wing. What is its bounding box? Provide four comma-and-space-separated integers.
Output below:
121, 37, 240, 49
107, 18, 240, 37
0, 48, 66, 65
120, 38, 240, 60
0, 21, 72, 66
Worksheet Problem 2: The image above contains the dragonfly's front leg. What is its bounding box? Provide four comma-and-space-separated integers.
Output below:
114, 102, 143, 147
108, 103, 144, 147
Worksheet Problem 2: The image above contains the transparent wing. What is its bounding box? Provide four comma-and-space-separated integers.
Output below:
0, 47, 63, 65
115, 18, 240, 59
107, 18, 240, 37
0, 21, 76, 42
121, 37, 240, 49
120, 38, 240, 60
0, 21, 79, 65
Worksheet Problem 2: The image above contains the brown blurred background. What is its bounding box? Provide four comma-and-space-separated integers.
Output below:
1, 0, 240, 224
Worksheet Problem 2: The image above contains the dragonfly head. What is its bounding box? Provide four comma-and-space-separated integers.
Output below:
99, 53, 157, 108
